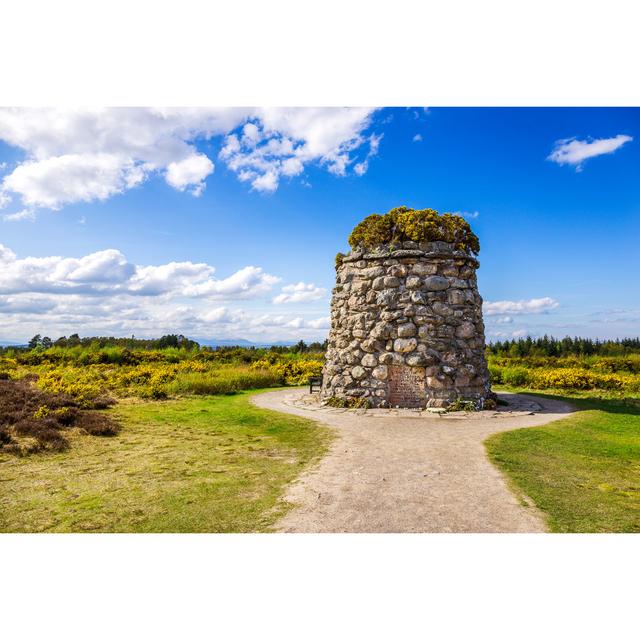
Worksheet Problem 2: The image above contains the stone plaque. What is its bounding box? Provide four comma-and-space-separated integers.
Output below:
388, 365, 426, 408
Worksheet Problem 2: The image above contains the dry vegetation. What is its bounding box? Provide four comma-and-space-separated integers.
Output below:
0, 378, 119, 455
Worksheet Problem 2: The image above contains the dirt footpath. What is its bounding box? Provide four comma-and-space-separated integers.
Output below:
252, 389, 574, 533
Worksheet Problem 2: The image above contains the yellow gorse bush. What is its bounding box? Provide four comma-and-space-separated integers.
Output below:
347, 206, 480, 254
0, 349, 325, 403
250, 358, 323, 385
490, 364, 640, 392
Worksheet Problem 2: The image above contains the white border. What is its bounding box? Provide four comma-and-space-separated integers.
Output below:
1, 1, 638, 106
1, 1, 639, 637
2, 533, 640, 639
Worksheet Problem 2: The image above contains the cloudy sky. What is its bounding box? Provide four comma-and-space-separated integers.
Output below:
0, 107, 638, 343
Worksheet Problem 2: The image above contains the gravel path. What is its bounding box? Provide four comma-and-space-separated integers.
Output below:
252, 389, 574, 533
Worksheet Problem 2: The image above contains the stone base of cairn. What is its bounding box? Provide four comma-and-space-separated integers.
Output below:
321, 240, 492, 409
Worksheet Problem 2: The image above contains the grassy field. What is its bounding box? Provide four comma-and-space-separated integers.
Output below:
0, 390, 332, 533
0, 346, 323, 403
486, 391, 640, 533
3, 340, 640, 533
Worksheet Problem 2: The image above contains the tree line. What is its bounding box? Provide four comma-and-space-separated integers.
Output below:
15, 335, 328, 355
487, 335, 640, 357
25, 333, 200, 351
9, 333, 640, 358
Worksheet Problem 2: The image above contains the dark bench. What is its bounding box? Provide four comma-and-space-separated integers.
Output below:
309, 376, 323, 394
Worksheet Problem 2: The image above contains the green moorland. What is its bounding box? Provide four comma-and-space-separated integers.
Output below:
486, 390, 640, 533
0, 391, 332, 533
485, 336, 640, 533
2, 334, 640, 533
0, 336, 330, 533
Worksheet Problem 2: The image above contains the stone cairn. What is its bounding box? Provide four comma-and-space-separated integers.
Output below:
321, 208, 492, 409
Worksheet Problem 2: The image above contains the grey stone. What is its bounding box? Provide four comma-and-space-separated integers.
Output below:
379, 352, 404, 365
397, 322, 417, 338
424, 276, 450, 291
456, 322, 476, 339
394, 337, 417, 353
370, 322, 392, 339
372, 365, 388, 380
361, 354, 377, 367
388, 265, 407, 277
432, 301, 453, 316
351, 366, 367, 380
376, 291, 398, 307
412, 262, 437, 276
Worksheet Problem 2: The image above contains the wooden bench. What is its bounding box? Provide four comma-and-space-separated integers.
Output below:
309, 376, 323, 394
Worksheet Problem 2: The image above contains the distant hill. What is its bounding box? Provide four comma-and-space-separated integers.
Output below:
196, 338, 297, 348
0, 340, 25, 347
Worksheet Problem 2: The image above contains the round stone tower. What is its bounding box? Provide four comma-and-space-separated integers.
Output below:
321, 207, 492, 409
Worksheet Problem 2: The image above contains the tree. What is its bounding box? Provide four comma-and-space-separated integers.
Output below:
28, 334, 42, 349
41, 336, 53, 349
293, 340, 307, 354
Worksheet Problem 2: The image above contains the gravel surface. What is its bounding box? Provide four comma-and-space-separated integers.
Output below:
252, 389, 575, 533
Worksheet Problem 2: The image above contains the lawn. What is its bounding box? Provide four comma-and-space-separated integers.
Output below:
486, 391, 640, 533
0, 390, 332, 533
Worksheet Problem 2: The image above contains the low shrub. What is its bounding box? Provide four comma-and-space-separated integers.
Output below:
166, 367, 281, 396
490, 363, 640, 393
446, 398, 480, 412
347, 206, 480, 254
0, 379, 119, 456
499, 366, 531, 387
324, 396, 370, 409
250, 358, 323, 385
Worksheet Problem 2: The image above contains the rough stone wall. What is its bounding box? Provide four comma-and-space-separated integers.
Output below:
321, 240, 491, 408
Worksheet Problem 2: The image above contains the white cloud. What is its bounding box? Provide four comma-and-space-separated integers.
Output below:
182, 266, 281, 299
547, 134, 633, 171
248, 314, 323, 332
199, 307, 247, 324
0, 242, 334, 342
273, 282, 327, 304
0, 108, 381, 211
3, 208, 35, 222
413, 133, 422, 142
165, 153, 214, 195
251, 170, 279, 193
218, 108, 379, 191
55, 248, 135, 284
0, 242, 279, 300
493, 316, 513, 324
307, 316, 330, 330
2, 152, 150, 209
487, 329, 532, 339
452, 210, 479, 220
0, 290, 331, 342
484, 297, 559, 316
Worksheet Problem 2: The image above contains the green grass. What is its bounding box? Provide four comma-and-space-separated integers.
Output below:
0, 390, 332, 533
486, 390, 640, 532
165, 367, 280, 395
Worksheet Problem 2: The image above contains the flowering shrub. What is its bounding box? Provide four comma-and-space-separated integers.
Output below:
490, 364, 640, 392
250, 358, 323, 385
3, 350, 325, 404
347, 206, 480, 254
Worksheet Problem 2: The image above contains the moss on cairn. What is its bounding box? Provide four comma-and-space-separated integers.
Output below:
347, 206, 480, 255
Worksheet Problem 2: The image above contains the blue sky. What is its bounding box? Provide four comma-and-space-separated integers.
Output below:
0, 107, 637, 343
